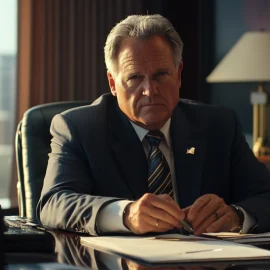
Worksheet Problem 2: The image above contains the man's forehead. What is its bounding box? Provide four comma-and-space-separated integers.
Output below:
118, 50, 173, 73
121, 57, 169, 71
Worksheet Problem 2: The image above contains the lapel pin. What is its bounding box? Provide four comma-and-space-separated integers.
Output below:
186, 147, 195, 155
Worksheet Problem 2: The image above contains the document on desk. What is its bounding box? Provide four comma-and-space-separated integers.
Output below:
80, 234, 270, 264
203, 232, 270, 244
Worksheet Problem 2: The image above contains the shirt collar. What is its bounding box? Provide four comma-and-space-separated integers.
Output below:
130, 119, 172, 150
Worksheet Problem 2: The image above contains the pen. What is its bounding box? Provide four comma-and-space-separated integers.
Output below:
180, 218, 194, 234
179, 248, 222, 255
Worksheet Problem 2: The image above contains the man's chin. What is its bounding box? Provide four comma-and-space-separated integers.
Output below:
137, 115, 169, 130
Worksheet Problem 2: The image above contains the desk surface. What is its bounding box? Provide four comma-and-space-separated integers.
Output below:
4, 230, 270, 270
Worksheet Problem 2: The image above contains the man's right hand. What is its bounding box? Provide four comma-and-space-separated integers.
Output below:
123, 193, 185, 234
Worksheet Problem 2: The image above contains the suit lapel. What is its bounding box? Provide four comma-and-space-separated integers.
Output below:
110, 105, 148, 200
171, 105, 206, 208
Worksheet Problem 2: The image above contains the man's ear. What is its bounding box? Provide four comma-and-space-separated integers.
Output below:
177, 61, 183, 88
107, 71, 117, 96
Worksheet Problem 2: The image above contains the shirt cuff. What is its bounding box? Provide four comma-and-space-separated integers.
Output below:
96, 200, 132, 233
237, 205, 257, 233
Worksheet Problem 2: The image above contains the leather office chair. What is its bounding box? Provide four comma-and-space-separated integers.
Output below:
15, 101, 90, 222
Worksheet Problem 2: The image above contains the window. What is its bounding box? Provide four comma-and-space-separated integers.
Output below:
0, 0, 17, 208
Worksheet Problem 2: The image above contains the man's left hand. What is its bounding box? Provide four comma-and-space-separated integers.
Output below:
183, 194, 241, 235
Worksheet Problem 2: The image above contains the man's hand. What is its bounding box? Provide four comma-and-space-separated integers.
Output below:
183, 194, 241, 235
123, 193, 185, 234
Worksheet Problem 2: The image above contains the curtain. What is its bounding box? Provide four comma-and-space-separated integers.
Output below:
11, 0, 143, 207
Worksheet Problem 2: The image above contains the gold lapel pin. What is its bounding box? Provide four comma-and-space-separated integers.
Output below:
186, 147, 195, 155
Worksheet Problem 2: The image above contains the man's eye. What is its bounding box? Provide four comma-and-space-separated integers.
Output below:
128, 75, 140, 80
157, 71, 168, 76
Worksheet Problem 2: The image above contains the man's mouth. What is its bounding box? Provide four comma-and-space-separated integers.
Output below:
142, 103, 164, 107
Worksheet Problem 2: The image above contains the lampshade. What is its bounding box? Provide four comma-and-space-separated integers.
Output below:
206, 31, 270, 83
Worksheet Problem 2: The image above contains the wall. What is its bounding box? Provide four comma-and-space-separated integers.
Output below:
208, 0, 270, 143
144, 0, 207, 101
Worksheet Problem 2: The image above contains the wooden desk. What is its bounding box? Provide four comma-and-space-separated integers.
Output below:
258, 155, 270, 171
4, 230, 270, 269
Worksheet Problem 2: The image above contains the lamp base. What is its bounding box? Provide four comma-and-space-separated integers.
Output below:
251, 84, 268, 157
253, 136, 270, 156
253, 137, 263, 157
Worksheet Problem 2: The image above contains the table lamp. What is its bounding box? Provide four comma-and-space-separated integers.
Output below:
206, 31, 270, 157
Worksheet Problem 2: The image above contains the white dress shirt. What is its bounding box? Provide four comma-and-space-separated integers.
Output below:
96, 120, 255, 233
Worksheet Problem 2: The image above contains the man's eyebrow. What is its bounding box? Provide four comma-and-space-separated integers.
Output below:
125, 71, 142, 78
156, 67, 170, 71
153, 67, 171, 74
124, 67, 171, 78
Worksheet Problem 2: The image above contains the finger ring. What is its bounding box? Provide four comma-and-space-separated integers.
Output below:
155, 219, 159, 227
214, 212, 219, 220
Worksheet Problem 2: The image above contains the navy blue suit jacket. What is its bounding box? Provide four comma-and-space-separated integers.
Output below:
37, 93, 270, 235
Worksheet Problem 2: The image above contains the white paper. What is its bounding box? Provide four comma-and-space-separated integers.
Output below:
80, 234, 270, 263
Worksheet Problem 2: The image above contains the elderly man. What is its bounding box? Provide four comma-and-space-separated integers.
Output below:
37, 14, 270, 236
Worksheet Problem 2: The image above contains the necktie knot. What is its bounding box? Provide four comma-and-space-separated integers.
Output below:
145, 131, 164, 147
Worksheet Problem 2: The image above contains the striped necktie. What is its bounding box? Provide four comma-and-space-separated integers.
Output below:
145, 131, 174, 198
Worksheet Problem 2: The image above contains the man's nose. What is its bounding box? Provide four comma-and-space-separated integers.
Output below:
142, 79, 158, 96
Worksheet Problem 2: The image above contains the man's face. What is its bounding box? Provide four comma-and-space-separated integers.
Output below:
107, 36, 183, 130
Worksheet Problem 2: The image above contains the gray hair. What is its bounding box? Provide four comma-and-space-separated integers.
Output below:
104, 14, 184, 74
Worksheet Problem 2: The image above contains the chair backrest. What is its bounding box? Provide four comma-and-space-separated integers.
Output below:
15, 101, 90, 222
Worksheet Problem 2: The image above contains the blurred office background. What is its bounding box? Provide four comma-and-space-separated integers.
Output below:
0, 0, 17, 209
0, 0, 269, 211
